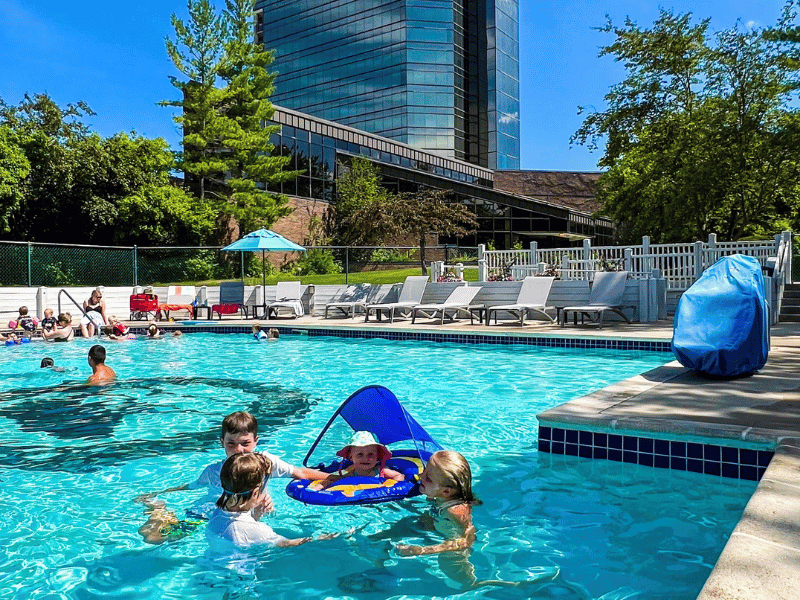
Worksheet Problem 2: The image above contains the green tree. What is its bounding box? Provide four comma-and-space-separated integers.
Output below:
214, 0, 293, 234
163, 0, 293, 237
333, 157, 393, 246
389, 189, 478, 275
162, 0, 227, 203
0, 125, 30, 234
572, 7, 800, 243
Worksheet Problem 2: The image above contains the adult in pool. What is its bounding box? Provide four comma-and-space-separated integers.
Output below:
86, 344, 116, 386
42, 313, 75, 342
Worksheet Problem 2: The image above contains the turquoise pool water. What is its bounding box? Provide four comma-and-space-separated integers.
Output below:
0, 334, 756, 599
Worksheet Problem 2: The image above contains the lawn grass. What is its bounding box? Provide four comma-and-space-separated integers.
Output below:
161, 265, 480, 287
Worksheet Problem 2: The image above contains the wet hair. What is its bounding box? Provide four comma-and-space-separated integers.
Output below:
147, 324, 159, 336
19, 306, 28, 315
41, 357, 54, 368
88, 344, 106, 363
267, 328, 280, 339
221, 411, 258, 438
252, 324, 262, 332
58, 312, 72, 324
216, 452, 272, 509
429, 450, 482, 506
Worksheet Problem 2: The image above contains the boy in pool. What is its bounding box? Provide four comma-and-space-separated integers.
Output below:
313, 431, 404, 489
135, 411, 329, 543
207, 452, 339, 550
252, 323, 268, 340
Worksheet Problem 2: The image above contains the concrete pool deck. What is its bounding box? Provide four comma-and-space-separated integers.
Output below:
153, 314, 799, 598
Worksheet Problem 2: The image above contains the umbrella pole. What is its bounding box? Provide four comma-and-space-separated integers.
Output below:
262, 250, 266, 319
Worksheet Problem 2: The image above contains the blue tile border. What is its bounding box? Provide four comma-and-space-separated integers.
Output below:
148, 323, 672, 352
538, 426, 773, 481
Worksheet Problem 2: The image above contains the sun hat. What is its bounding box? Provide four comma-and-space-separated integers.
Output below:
336, 430, 392, 465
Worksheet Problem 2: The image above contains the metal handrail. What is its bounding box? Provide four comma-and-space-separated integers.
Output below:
58, 289, 87, 318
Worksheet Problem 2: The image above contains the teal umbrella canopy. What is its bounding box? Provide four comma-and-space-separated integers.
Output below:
222, 228, 306, 253
223, 229, 306, 289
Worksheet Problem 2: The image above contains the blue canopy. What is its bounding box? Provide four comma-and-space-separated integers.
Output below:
302, 385, 443, 467
222, 228, 306, 290
672, 254, 769, 376
222, 228, 306, 252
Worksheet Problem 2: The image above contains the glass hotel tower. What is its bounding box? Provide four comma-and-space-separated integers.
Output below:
254, 0, 520, 170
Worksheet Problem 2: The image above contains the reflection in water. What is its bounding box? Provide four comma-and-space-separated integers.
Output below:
0, 377, 314, 472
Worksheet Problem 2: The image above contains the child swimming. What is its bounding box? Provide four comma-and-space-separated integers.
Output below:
207, 452, 337, 549
313, 431, 404, 490
396, 450, 479, 556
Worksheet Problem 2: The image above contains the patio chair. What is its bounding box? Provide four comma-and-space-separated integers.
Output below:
364, 276, 429, 323
157, 285, 196, 320
266, 281, 304, 319
486, 276, 556, 325
411, 285, 483, 324
324, 284, 373, 319
212, 281, 249, 319
559, 271, 633, 328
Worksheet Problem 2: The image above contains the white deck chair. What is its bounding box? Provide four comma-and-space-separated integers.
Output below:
364, 276, 429, 323
411, 285, 483, 324
487, 276, 555, 325
560, 271, 633, 328
324, 284, 373, 318
158, 285, 196, 319
266, 281, 304, 319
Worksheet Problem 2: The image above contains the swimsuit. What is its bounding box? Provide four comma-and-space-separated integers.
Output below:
42, 317, 57, 332
430, 498, 467, 539
18, 316, 36, 333
81, 301, 106, 327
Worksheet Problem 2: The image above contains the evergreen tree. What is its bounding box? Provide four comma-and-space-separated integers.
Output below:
215, 0, 293, 234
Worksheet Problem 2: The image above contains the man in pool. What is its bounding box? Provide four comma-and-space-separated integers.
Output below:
86, 345, 116, 385
135, 411, 330, 543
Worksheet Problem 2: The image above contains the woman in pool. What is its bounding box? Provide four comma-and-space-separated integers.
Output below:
312, 431, 404, 490
42, 313, 74, 342
80, 289, 107, 338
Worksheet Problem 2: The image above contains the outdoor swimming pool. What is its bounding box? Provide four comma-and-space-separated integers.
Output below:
0, 334, 757, 599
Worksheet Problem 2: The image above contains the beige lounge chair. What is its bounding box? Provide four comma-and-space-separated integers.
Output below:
486, 276, 555, 325
324, 284, 374, 318
266, 281, 304, 319
560, 271, 633, 328
411, 285, 483, 324
364, 276, 429, 323
158, 285, 196, 320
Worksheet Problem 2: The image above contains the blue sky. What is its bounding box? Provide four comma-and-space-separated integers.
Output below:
0, 0, 786, 172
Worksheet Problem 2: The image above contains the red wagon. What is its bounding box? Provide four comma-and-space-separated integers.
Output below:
130, 293, 159, 320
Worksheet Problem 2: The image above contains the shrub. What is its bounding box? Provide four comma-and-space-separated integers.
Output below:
284, 249, 342, 275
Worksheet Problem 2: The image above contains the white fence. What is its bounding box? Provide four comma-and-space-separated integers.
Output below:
480, 232, 792, 290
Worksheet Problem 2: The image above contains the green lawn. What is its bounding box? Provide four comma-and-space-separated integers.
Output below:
165, 265, 480, 287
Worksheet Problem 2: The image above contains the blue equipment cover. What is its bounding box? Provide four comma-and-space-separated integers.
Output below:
672, 254, 769, 376
286, 385, 443, 505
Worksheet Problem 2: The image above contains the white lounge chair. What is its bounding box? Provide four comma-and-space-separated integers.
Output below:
364, 276, 429, 323
560, 271, 633, 328
486, 276, 555, 325
158, 285, 196, 320
324, 284, 373, 319
266, 281, 304, 319
411, 285, 483, 324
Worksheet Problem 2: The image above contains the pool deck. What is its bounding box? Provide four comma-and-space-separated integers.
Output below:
154, 314, 799, 598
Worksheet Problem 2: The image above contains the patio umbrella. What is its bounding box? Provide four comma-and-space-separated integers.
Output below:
222, 228, 306, 289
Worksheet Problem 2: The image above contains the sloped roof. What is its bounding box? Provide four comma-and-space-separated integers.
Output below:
493, 170, 603, 214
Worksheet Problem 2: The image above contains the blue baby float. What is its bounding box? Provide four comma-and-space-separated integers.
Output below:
672, 254, 769, 376
285, 385, 443, 505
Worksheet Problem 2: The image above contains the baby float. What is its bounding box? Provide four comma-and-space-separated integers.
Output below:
286, 385, 442, 505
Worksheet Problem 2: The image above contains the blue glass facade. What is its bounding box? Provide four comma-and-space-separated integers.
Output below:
255, 0, 519, 170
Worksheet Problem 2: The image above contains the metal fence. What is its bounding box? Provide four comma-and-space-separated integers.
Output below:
0, 241, 479, 286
